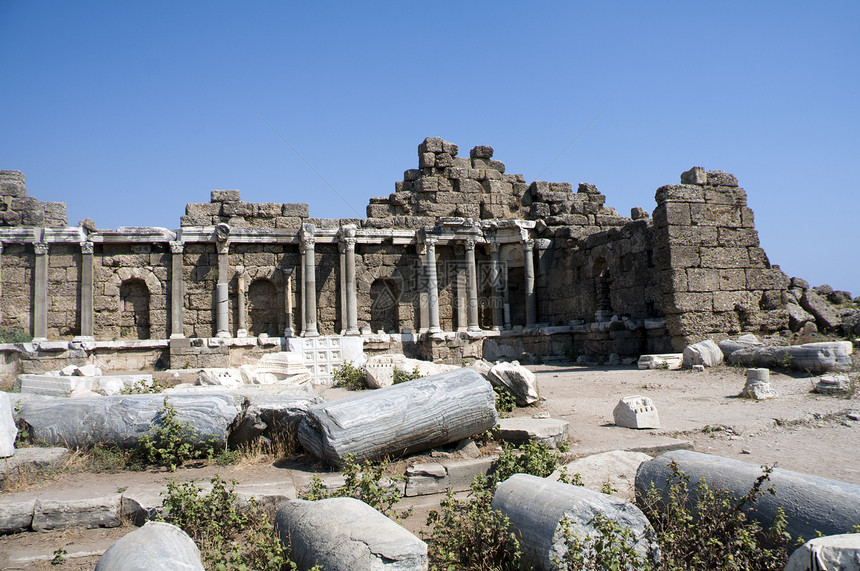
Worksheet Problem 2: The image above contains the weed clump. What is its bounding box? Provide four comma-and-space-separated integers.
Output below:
160, 475, 296, 570
332, 360, 367, 390
301, 454, 408, 520
137, 396, 221, 471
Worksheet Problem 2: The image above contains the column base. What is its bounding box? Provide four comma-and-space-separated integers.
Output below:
72, 335, 95, 343
301, 328, 320, 338
467, 326, 482, 333
236, 329, 248, 338
216, 331, 232, 339
283, 328, 294, 338
170, 333, 186, 340
428, 327, 442, 334
344, 328, 361, 336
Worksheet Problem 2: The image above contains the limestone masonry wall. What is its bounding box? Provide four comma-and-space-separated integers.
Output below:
0, 142, 792, 364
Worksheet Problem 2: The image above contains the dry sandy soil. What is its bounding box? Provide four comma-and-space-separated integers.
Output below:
1, 362, 858, 568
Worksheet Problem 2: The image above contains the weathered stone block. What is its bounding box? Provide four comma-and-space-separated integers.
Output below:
690, 203, 741, 227
470, 145, 493, 159
699, 246, 749, 269
613, 395, 660, 429
185, 203, 220, 218
281, 203, 309, 217
418, 152, 435, 168
706, 170, 738, 187
680, 166, 706, 185
419, 137, 444, 153
414, 177, 438, 192
717, 227, 759, 247
655, 185, 705, 203
210, 189, 240, 203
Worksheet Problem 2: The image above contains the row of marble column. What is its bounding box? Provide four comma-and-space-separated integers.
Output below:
2, 232, 540, 341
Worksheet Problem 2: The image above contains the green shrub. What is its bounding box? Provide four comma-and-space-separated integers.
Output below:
554, 512, 653, 571
424, 475, 522, 571
119, 378, 166, 394
493, 385, 517, 417
0, 326, 32, 344
137, 396, 219, 471
392, 365, 423, 384
159, 475, 296, 570
638, 462, 793, 570
489, 440, 565, 488
332, 360, 367, 390
301, 454, 408, 520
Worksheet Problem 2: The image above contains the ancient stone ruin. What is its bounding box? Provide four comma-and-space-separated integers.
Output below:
0, 137, 812, 373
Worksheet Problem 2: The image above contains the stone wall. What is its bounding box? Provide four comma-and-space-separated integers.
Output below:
0, 143, 794, 364
653, 167, 788, 349
0, 171, 67, 228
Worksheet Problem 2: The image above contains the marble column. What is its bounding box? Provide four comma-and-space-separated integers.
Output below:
343, 234, 359, 335
464, 239, 481, 332
236, 266, 247, 337
282, 267, 294, 337
0, 242, 5, 326
169, 241, 185, 339
215, 240, 230, 338
33, 242, 49, 340
338, 241, 347, 334
424, 237, 441, 334
523, 238, 537, 328
76, 241, 95, 340
301, 225, 319, 337
488, 243, 504, 331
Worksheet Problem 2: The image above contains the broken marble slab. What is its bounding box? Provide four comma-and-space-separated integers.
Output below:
637, 354, 683, 370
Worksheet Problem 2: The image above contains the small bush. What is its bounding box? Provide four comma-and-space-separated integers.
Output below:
119, 378, 166, 394
488, 440, 565, 488
0, 326, 32, 344
301, 454, 409, 520
493, 385, 517, 417
638, 461, 793, 571
392, 365, 423, 384
555, 512, 653, 570
333, 360, 367, 390
424, 475, 522, 571
160, 475, 296, 570
137, 396, 219, 471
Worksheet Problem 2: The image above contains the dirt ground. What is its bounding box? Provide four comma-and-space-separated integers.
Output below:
1, 363, 858, 568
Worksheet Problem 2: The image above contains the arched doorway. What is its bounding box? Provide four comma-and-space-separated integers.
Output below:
369, 278, 399, 333
120, 279, 150, 339
248, 279, 280, 337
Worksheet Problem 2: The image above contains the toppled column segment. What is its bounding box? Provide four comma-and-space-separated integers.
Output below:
298, 368, 497, 466
636, 450, 860, 540
275, 497, 428, 570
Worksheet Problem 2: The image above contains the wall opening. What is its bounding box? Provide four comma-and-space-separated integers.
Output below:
248, 278, 281, 337
370, 278, 399, 333
120, 279, 150, 340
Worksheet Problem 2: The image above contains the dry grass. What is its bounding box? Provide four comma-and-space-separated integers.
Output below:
230, 427, 300, 469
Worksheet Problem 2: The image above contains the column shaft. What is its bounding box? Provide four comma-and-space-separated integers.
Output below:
33, 242, 49, 339
78, 241, 94, 339
283, 268, 294, 337
523, 239, 537, 328
344, 237, 359, 335
425, 238, 441, 333
301, 226, 319, 337
170, 241, 185, 338
215, 241, 230, 338
465, 239, 480, 332
236, 267, 247, 337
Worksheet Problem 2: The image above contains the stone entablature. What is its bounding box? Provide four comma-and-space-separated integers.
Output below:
0, 140, 790, 361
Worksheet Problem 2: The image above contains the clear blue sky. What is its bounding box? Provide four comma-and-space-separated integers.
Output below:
2, 1, 858, 294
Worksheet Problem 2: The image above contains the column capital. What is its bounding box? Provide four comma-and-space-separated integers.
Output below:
301, 234, 316, 251
343, 236, 357, 249
534, 238, 553, 250
33, 242, 49, 255
522, 238, 535, 250
423, 236, 438, 248
235, 265, 245, 276
464, 238, 477, 251
80, 241, 94, 255
169, 241, 184, 254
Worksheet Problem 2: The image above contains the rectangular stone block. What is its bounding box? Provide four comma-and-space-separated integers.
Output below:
686, 268, 719, 292
717, 227, 759, 247
689, 203, 741, 227
719, 269, 746, 291
713, 290, 754, 311
254, 203, 282, 218
210, 189, 240, 202
281, 203, 309, 217
747, 247, 770, 266
665, 224, 717, 245
220, 201, 253, 217
699, 246, 749, 269
419, 152, 435, 168
652, 202, 691, 227
663, 292, 713, 313
185, 202, 220, 218
746, 268, 788, 291
414, 177, 438, 192
654, 185, 705, 204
